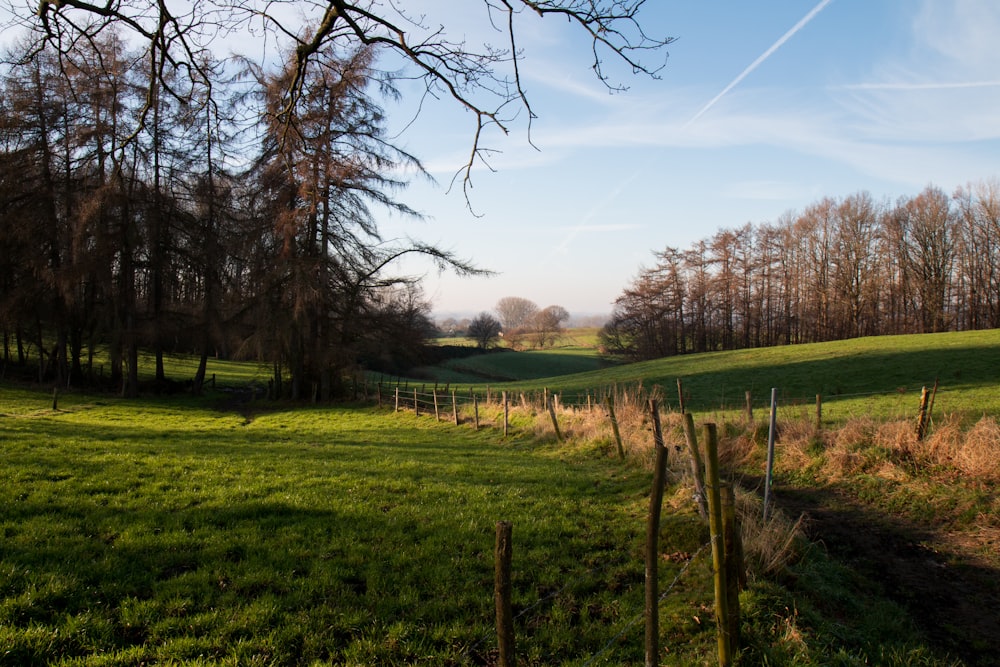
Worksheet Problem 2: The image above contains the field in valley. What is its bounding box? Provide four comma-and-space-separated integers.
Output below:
2, 329, 999, 665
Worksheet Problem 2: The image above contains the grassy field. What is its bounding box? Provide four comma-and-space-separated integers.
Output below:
429, 329, 1000, 425
0, 389, 724, 666
5, 329, 998, 665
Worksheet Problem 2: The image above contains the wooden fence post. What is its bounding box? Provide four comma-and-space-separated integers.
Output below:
682, 413, 709, 520
394, 387, 399, 413
433, 389, 440, 421
503, 391, 509, 438
676, 378, 685, 414
645, 400, 669, 667
495, 521, 515, 667
916, 385, 930, 441
721, 485, 743, 651
704, 423, 733, 667
452, 390, 459, 425
474, 395, 480, 430
763, 388, 778, 522
815, 394, 822, 431
414, 388, 420, 417
605, 395, 626, 460
547, 395, 563, 442
745, 391, 753, 422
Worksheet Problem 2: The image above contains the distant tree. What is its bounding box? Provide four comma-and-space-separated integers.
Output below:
532, 305, 570, 348
495, 297, 538, 331
467, 312, 502, 350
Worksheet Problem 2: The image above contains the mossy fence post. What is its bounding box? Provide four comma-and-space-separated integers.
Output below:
704, 423, 733, 666
682, 412, 709, 520
721, 485, 744, 649
916, 385, 930, 440
494, 521, 515, 667
605, 395, 626, 460
644, 400, 669, 667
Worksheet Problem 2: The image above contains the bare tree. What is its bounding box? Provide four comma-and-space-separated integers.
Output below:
24, 1, 674, 202
467, 312, 501, 350
495, 296, 538, 332
532, 304, 569, 348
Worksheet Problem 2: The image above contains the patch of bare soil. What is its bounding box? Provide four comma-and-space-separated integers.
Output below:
775, 485, 1000, 666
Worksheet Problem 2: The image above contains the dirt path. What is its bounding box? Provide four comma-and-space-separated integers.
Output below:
774, 484, 1000, 666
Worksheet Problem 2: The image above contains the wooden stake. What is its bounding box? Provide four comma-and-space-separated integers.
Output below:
494, 521, 515, 667
547, 395, 563, 441
721, 484, 743, 650
704, 423, 732, 666
682, 413, 708, 520
645, 400, 669, 667
605, 395, 626, 460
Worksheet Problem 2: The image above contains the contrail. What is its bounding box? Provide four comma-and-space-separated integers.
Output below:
685, 0, 834, 127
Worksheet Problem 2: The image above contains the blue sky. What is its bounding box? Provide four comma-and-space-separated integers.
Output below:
376, 0, 1000, 317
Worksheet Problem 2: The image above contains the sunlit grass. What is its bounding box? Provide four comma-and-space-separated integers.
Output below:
0, 390, 719, 665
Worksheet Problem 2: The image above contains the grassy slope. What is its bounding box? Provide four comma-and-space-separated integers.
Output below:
437, 329, 1000, 423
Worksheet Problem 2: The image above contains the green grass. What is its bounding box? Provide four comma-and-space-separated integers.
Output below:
5, 330, 993, 665
0, 389, 719, 665
441, 330, 1000, 424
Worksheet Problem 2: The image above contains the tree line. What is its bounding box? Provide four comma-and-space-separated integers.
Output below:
0, 34, 471, 397
0, 1, 671, 398
602, 183, 1000, 360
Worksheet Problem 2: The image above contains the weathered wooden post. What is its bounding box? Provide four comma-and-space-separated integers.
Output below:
495, 521, 515, 667
433, 389, 440, 421
413, 388, 420, 417
547, 395, 563, 442
763, 387, 778, 522
704, 423, 733, 666
745, 390, 753, 422
394, 387, 400, 413
721, 484, 743, 650
815, 394, 822, 431
474, 395, 480, 430
676, 378, 686, 414
645, 400, 669, 667
503, 391, 509, 438
916, 385, 930, 441
452, 390, 459, 425
605, 395, 626, 460
682, 412, 709, 520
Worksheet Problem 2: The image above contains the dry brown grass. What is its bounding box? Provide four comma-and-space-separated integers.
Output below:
734, 487, 806, 579
952, 416, 1000, 480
